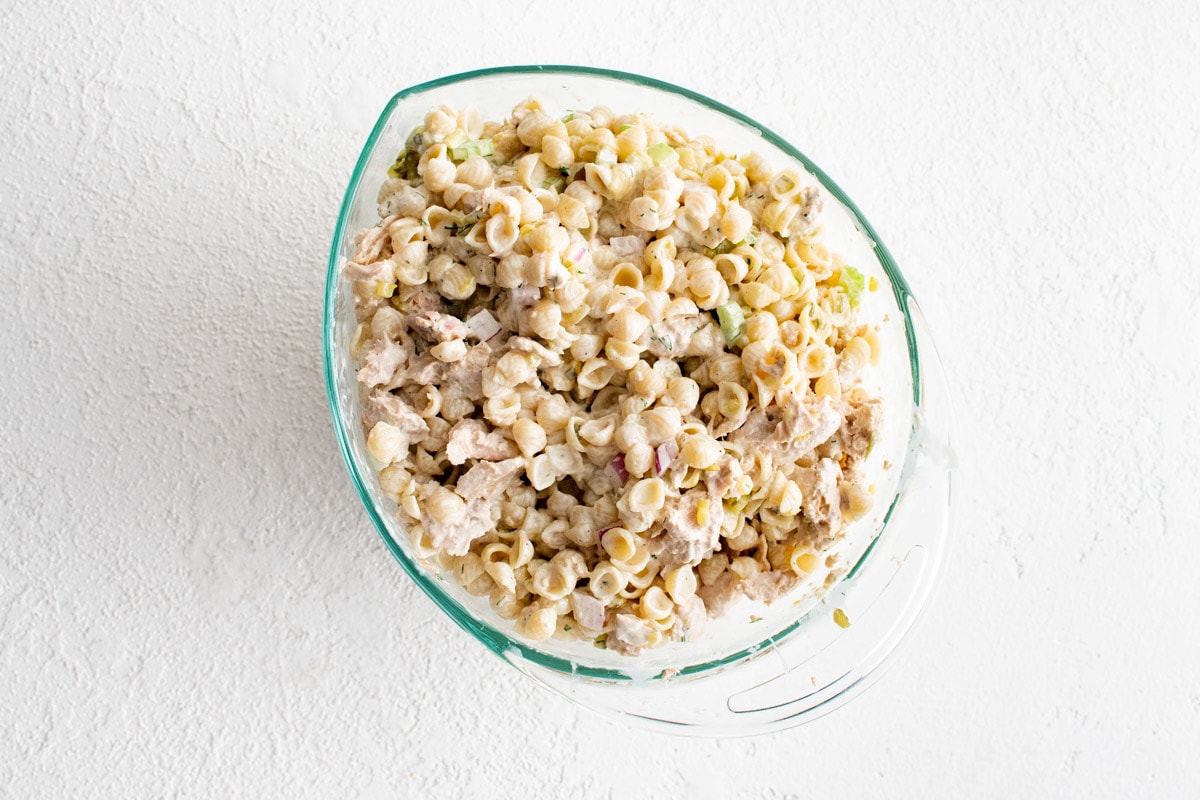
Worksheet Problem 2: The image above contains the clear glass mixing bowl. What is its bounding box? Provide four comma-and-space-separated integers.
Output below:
324, 66, 955, 736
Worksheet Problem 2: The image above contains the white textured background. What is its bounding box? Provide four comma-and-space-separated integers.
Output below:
3, 1, 1197, 796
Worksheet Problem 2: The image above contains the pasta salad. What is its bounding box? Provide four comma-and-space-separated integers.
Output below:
345, 100, 883, 655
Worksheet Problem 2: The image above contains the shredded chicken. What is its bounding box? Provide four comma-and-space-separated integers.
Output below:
694, 571, 802, 622
403, 285, 446, 315
363, 390, 429, 441
444, 419, 518, 465
443, 343, 491, 401
794, 458, 842, 531
647, 486, 722, 572
357, 336, 404, 388
408, 310, 472, 344
345, 258, 395, 283
726, 392, 841, 464
838, 396, 880, 469
351, 214, 399, 264
392, 354, 443, 388
696, 572, 741, 619
569, 590, 607, 632
706, 455, 740, 498
674, 595, 707, 640
774, 394, 842, 460
455, 457, 524, 501
726, 410, 775, 450
608, 613, 653, 656
742, 571, 803, 604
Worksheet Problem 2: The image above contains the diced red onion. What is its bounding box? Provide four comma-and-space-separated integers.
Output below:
464, 309, 502, 341
509, 286, 540, 306
565, 231, 592, 269
609, 235, 644, 258
609, 454, 629, 483
654, 440, 678, 474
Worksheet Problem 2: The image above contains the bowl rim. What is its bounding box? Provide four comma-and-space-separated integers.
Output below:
323, 64, 921, 681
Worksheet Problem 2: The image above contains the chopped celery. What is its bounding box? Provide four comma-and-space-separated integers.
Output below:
716, 302, 746, 345
646, 142, 677, 166
703, 239, 735, 258
449, 138, 494, 162
838, 266, 866, 307
388, 148, 420, 180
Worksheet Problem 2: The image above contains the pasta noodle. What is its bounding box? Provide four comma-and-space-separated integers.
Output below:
349, 100, 885, 655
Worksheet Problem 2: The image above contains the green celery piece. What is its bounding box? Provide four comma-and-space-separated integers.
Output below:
449, 138, 494, 162
703, 239, 735, 258
646, 142, 677, 165
716, 302, 746, 345
839, 266, 866, 307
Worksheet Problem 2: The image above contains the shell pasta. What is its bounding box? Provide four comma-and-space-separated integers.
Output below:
346, 100, 884, 655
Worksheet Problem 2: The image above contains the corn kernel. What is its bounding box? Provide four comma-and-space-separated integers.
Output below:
793, 551, 819, 574
695, 498, 709, 526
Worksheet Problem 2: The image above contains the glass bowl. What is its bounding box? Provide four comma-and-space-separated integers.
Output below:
324, 66, 954, 735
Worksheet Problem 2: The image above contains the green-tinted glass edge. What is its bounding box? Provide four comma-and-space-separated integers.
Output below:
323, 64, 923, 683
